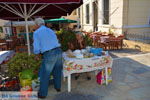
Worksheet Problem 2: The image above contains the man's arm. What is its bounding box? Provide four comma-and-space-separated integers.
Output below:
33, 32, 40, 54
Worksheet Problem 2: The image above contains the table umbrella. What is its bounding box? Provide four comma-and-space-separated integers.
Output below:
0, 0, 82, 55
45, 18, 77, 23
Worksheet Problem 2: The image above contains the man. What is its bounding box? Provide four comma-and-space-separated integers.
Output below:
33, 18, 63, 99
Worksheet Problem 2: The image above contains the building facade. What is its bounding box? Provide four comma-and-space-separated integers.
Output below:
78, 0, 150, 36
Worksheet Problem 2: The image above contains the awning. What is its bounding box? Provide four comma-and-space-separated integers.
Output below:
4, 21, 35, 27
0, 0, 81, 4
0, 0, 83, 55
0, 0, 82, 20
45, 18, 77, 23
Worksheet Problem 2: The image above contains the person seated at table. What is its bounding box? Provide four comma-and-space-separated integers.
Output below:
74, 32, 91, 80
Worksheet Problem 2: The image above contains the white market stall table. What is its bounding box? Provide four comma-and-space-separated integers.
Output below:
63, 53, 113, 92
0, 51, 10, 64
0, 51, 14, 64
0, 51, 15, 75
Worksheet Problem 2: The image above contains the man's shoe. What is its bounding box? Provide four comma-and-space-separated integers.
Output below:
38, 93, 46, 99
55, 88, 61, 92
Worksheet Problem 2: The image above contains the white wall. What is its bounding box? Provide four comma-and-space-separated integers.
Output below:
122, 0, 150, 36
98, 0, 124, 35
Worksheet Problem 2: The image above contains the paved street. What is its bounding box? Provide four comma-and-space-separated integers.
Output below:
44, 51, 150, 100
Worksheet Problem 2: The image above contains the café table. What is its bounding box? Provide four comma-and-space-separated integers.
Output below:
0, 43, 7, 45
6, 40, 13, 42
63, 52, 113, 92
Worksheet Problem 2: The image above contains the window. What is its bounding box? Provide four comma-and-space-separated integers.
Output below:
103, 0, 109, 24
86, 4, 90, 24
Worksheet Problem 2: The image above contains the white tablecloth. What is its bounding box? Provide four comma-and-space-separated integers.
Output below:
63, 53, 113, 77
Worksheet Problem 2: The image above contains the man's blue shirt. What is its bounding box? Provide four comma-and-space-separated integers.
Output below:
33, 25, 60, 54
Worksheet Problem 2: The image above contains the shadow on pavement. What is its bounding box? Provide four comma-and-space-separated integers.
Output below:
108, 48, 148, 58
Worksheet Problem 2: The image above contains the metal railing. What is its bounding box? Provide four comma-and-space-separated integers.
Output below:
124, 33, 150, 44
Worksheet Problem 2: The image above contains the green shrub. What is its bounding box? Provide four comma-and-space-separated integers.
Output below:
56, 29, 76, 51
7, 53, 41, 77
